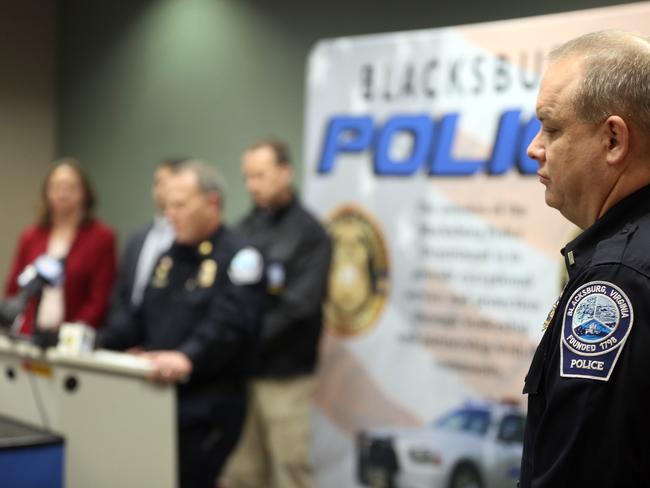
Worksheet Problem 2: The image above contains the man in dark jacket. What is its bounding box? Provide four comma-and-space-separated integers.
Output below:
521, 30, 650, 487
106, 157, 186, 326
99, 161, 265, 488
226, 139, 331, 488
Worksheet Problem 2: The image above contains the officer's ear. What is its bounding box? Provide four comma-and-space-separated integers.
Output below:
604, 115, 630, 167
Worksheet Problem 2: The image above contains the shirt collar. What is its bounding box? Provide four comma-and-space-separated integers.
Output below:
562, 184, 650, 278
254, 194, 297, 221
153, 214, 170, 229
171, 225, 225, 261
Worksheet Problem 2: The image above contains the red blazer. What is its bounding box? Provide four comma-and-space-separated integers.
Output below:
4, 220, 117, 335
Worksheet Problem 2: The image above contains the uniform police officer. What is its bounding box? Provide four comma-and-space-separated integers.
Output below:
99, 161, 265, 488
521, 30, 650, 486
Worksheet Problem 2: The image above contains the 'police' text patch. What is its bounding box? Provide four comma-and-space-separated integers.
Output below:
560, 281, 633, 381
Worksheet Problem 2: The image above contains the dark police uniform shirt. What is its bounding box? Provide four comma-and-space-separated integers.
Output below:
99, 225, 265, 426
237, 196, 332, 378
520, 185, 650, 487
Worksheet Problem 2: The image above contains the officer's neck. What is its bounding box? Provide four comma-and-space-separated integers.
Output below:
595, 161, 650, 226
188, 218, 220, 245
265, 187, 294, 212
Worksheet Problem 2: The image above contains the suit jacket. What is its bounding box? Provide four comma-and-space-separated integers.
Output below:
105, 223, 151, 327
4, 220, 117, 335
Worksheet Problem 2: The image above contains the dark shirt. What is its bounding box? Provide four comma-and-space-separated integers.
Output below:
99, 225, 265, 424
237, 196, 332, 377
104, 222, 150, 330
520, 185, 650, 487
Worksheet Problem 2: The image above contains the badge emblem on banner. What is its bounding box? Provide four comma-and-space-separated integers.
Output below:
561, 281, 633, 381
325, 205, 389, 336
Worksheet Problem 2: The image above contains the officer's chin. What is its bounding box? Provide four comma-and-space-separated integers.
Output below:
252, 192, 270, 205
544, 191, 558, 209
175, 233, 194, 245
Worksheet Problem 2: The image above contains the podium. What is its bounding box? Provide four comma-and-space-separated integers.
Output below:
0, 335, 177, 488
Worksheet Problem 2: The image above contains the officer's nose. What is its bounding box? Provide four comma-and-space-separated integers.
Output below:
527, 130, 545, 166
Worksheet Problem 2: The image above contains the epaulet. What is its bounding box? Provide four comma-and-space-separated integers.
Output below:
608, 216, 650, 278
591, 223, 637, 266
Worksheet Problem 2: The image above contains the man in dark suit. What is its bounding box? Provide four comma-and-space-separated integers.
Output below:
106, 158, 185, 326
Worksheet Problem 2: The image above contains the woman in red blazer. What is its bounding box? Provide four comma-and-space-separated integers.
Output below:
4, 158, 117, 336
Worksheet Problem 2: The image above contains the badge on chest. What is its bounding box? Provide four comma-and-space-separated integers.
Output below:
151, 256, 173, 288
560, 281, 633, 381
197, 259, 218, 288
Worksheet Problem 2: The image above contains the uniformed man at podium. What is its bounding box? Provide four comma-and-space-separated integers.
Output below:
98, 160, 265, 488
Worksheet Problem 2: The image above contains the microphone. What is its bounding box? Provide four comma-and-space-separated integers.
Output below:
0, 255, 65, 329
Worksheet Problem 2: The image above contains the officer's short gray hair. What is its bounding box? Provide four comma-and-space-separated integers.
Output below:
550, 30, 650, 134
178, 159, 225, 206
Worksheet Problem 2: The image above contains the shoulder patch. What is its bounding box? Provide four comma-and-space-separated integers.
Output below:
228, 246, 263, 285
560, 281, 634, 381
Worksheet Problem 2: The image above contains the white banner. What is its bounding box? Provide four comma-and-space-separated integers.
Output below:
304, 3, 650, 487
